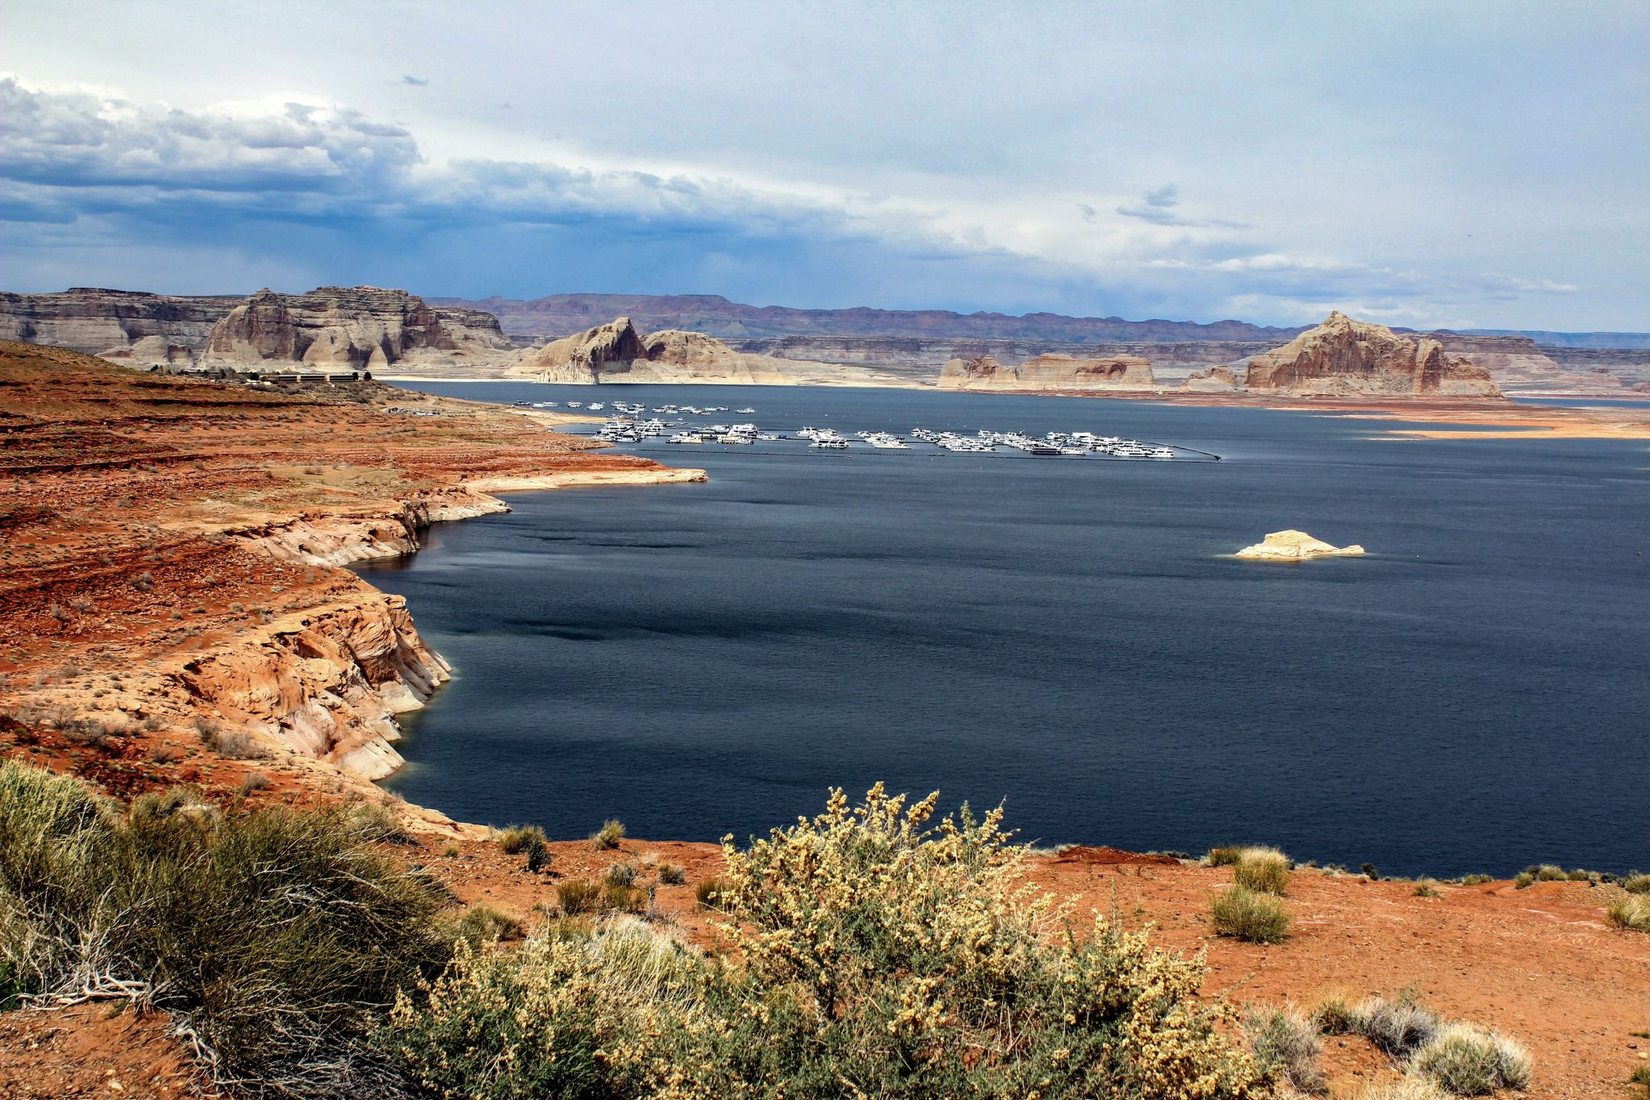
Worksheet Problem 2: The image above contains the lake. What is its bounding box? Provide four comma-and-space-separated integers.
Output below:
361, 383, 1650, 877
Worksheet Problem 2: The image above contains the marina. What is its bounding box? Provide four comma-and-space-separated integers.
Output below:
560, 402, 1213, 460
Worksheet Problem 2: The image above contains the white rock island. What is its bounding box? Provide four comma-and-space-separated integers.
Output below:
1235, 530, 1366, 561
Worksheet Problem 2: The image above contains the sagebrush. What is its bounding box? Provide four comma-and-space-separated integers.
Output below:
388, 784, 1271, 1098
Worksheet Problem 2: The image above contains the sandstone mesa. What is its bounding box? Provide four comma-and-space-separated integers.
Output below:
1188, 311, 1502, 398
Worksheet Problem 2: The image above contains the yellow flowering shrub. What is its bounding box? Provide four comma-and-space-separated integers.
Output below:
385, 784, 1271, 1099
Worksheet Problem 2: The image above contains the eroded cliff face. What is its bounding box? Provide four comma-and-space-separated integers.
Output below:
938, 353, 1156, 390
176, 589, 450, 780
1242, 312, 1500, 397
201, 286, 511, 370
0, 288, 241, 362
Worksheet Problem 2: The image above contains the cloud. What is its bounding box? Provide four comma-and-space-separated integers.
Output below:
0, 75, 1604, 327
0, 77, 418, 193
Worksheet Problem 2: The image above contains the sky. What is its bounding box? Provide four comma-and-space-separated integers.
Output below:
1, 0, 1646, 329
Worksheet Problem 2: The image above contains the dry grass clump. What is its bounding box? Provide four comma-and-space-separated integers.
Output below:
1233, 847, 1292, 895
1211, 884, 1292, 943
1351, 1080, 1449, 1100
590, 818, 626, 850
1413, 879, 1444, 898
1352, 993, 1443, 1056
387, 784, 1268, 1098
0, 761, 449, 1093
695, 875, 731, 910
1301, 992, 1532, 1097
1205, 845, 1245, 867
602, 861, 637, 888
1622, 872, 1650, 894
1244, 1006, 1326, 1093
1607, 894, 1650, 933
556, 878, 603, 916
1411, 1023, 1530, 1095
656, 861, 686, 885
454, 905, 525, 945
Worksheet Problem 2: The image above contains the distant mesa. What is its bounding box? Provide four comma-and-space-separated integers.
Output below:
200, 286, 511, 370
507, 316, 857, 385
1190, 311, 1501, 398
938, 352, 1156, 391
1235, 530, 1366, 561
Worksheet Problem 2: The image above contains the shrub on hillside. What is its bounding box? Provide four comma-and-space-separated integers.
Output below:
0, 762, 449, 1094
1351, 993, 1443, 1056
591, 818, 625, 850
1211, 885, 1292, 943
1622, 872, 1650, 894
1244, 1006, 1326, 1094
496, 824, 549, 873
656, 861, 686, 885
387, 784, 1270, 1098
1411, 1023, 1530, 1095
1233, 847, 1292, 895
1607, 895, 1650, 933
454, 905, 524, 946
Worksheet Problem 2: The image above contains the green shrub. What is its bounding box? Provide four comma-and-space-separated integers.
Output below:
603, 861, 637, 888
591, 818, 625, 850
656, 861, 686, 885
1515, 864, 1566, 887
557, 878, 603, 916
1631, 1064, 1650, 1092
602, 882, 648, 914
1454, 874, 1493, 886
1233, 848, 1292, 895
0, 762, 449, 1093
1413, 879, 1443, 898
1206, 845, 1244, 867
1244, 1006, 1325, 1094
454, 905, 524, 946
387, 784, 1268, 1099
1211, 885, 1292, 943
1411, 1023, 1530, 1095
495, 824, 545, 855
496, 824, 549, 872
1311, 994, 1358, 1036
1607, 895, 1650, 933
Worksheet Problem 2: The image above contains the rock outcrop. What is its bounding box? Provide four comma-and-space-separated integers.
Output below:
176, 590, 451, 780
201, 286, 512, 371
1181, 365, 1240, 392
1241, 312, 1500, 397
507, 316, 835, 384
938, 352, 1156, 391
1235, 530, 1366, 561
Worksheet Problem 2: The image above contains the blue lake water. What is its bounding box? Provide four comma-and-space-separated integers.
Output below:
362, 383, 1650, 877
